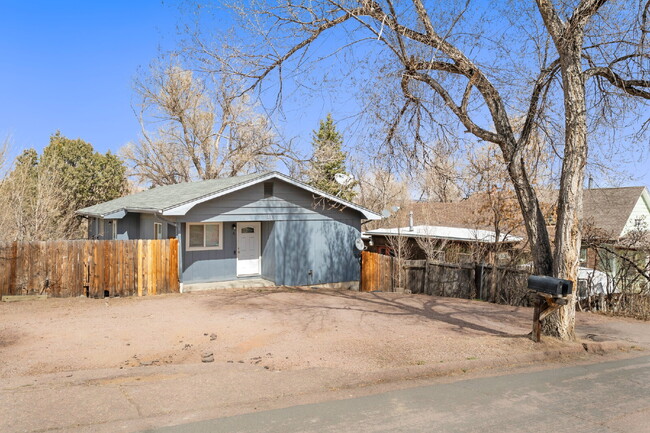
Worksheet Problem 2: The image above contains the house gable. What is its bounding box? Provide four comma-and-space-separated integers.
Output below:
621, 188, 650, 236
181, 178, 364, 226
162, 172, 380, 220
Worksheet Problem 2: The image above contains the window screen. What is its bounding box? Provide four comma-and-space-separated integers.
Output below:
205, 224, 220, 247
189, 225, 204, 247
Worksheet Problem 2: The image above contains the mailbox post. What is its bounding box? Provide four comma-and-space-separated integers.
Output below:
528, 275, 573, 342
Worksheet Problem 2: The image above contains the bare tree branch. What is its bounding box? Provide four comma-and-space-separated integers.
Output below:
584, 66, 650, 98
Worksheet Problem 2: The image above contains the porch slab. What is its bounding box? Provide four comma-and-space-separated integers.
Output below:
182, 278, 277, 292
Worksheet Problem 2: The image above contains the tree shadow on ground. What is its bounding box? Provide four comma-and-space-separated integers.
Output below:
202, 287, 532, 339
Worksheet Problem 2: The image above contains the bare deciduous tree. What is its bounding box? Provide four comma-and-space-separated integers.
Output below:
415, 234, 448, 262
0, 160, 75, 241
385, 228, 414, 291
352, 160, 410, 219
415, 148, 462, 202
189, 0, 650, 340
123, 61, 297, 186
0, 136, 7, 174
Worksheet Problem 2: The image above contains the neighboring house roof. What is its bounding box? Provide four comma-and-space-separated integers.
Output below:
406, 200, 494, 231
582, 186, 649, 238
77, 171, 382, 220
390, 186, 649, 242
364, 225, 523, 244
390, 196, 529, 237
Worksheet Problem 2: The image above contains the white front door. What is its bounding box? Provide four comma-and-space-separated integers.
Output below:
237, 222, 261, 276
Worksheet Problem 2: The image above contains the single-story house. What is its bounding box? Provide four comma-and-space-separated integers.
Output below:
77, 171, 382, 290
364, 223, 523, 264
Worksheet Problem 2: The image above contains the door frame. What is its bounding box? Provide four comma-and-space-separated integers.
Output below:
236, 222, 261, 276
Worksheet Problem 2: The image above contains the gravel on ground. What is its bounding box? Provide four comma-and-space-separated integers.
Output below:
2, 287, 645, 379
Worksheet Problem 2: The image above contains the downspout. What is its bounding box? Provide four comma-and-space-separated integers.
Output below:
177, 222, 183, 293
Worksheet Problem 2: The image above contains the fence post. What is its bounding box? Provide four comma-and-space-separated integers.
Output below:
423, 261, 429, 295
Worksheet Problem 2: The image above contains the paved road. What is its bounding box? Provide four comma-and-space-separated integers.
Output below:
145, 355, 650, 433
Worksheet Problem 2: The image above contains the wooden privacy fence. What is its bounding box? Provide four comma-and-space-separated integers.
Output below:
361, 251, 532, 306
0, 239, 179, 298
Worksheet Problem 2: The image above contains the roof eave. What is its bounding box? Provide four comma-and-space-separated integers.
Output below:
364, 230, 522, 243
162, 171, 383, 220
76, 207, 161, 219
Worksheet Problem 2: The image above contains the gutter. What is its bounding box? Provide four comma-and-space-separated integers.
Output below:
76, 207, 161, 219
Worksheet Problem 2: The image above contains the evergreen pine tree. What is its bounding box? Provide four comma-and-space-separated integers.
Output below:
308, 114, 356, 201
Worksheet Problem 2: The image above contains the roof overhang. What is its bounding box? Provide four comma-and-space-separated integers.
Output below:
76, 207, 161, 219
364, 227, 523, 244
161, 172, 383, 220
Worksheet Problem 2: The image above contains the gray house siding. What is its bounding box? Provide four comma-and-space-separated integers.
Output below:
180, 180, 363, 285
272, 219, 360, 286
115, 212, 140, 240
139, 214, 170, 239
183, 181, 362, 222
180, 222, 239, 284
261, 221, 276, 282
88, 213, 144, 240
88, 217, 97, 239
180, 221, 273, 284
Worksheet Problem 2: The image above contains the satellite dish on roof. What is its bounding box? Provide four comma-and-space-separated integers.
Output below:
334, 173, 354, 186
354, 238, 366, 251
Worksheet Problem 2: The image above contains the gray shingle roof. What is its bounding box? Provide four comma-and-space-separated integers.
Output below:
77, 171, 382, 220
582, 186, 646, 238
77, 172, 271, 217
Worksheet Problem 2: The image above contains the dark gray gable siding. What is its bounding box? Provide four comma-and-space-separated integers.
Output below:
180, 180, 363, 285
183, 180, 364, 223
116, 212, 140, 240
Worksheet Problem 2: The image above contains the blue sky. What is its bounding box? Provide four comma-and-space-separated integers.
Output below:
1, 1, 181, 157
0, 0, 351, 172
1, 1, 648, 187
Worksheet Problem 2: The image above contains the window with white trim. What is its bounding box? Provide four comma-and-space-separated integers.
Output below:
186, 223, 222, 251
154, 222, 163, 240
579, 247, 588, 263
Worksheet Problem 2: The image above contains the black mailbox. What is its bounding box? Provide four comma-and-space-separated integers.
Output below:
527, 275, 573, 297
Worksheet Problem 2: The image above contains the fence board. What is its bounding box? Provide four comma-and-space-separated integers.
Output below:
0, 239, 179, 298
361, 251, 533, 306
136, 239, 144, 296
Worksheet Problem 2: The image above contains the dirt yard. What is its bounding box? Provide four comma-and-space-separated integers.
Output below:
0, 288, 645, 379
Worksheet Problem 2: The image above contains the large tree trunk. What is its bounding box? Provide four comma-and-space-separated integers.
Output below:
542, 46, 588, 340
507, 156, 554, 276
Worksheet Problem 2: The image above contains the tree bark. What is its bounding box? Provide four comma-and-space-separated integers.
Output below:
542, 46, 588, 340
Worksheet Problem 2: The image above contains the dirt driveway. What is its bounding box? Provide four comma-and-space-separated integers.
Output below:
2, 287, 645, 379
